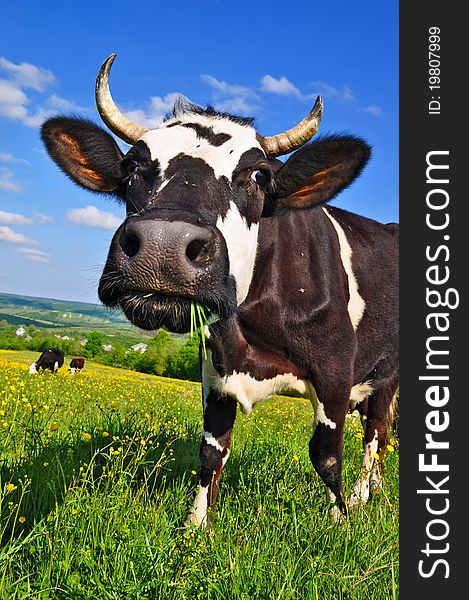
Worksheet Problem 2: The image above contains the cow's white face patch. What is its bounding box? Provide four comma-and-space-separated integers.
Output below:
139, 114, 264, 306
216, 202, 259, 305
28, 362, 37, 374
141, 113, 262, 182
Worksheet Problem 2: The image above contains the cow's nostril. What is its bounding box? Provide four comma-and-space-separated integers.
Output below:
119, 228, 140, 258
186, 238, 209, 264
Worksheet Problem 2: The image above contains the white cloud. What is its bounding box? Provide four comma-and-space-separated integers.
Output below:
360, 104, 385, 117
201, 75, 259, 100
33, 212, 53, 224
214, 97, 260, 115
310, 81, 356, 102
260, 75, 303, 99
201, 74, 260, 115
66, 205, 122, 230
23, 254, 50, 263
0, 151, 30, 165
0, 225, 38, 245
0, 167, 22, 192
0, 210, 52, 225
124, 92, 187, 129
0, 210, 33, 225
0, 57, 55, 92
16, 247, 50, 263
0, 56, 91, 128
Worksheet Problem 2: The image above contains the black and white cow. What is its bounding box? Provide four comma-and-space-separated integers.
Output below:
69, 357, 85, 374
41, 55, 398, 525
29, 348, 65, 375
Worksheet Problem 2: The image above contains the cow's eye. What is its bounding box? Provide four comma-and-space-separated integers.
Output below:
251, 169, 269, 187
125, 160, 139, 175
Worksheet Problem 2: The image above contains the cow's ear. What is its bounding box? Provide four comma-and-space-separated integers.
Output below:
273, 136, 371, 209
41, 117, 125, 195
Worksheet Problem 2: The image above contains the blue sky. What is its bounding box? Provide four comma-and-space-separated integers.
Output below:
0, 0, 398, 303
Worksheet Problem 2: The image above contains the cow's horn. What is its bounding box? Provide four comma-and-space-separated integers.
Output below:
95, 54, 149, 144
257, 95, 323, 157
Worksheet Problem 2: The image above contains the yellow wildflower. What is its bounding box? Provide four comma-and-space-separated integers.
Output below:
81, 432, 92, 442
5, 483, 17, 493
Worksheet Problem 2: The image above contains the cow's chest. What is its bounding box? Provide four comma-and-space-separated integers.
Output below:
218, 369, 308, 414
203, 345, 374, 418
203, 343, 309, 414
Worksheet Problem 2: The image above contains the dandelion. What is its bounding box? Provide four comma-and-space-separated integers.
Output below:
5, 483, 17, 493
387, 444, 395, 453
110, 401, 117, 409
81, 432, 92, 442
191, 470, 197, 475
18, 516, 26, 524
102, 431, 109, 438
293, 455, 299, 462
50, 422, 59, 432
373, 452, 380, 460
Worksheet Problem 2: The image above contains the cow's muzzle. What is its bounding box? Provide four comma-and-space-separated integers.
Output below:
98, 217, 235, 331
116, 218, 221, 295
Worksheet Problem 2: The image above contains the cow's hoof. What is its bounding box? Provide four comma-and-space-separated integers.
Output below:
348, 492, 363, 510
330, 504, 343, 522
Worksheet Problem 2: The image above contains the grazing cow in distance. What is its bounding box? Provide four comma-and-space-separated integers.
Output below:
41, 54, 399, 526
29, 349, 65, 375
69, 357, 86, 374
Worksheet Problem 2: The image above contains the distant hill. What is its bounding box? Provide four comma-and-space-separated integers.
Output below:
0, 292, 135, 333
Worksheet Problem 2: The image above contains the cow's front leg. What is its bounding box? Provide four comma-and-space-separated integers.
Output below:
186, 390, 237, 528
308, 382, 349, 521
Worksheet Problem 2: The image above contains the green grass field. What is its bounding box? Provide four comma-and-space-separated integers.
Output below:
0, 349, 398, 599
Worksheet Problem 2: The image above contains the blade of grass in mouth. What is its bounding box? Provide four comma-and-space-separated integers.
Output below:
191, 301, 211, 360
142, 293, 211, 359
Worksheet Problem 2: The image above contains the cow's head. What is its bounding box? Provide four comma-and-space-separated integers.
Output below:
41, 55, 370, 333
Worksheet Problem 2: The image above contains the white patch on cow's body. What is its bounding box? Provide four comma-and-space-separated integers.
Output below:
216, 201, 259, 304
219, 370, 308, 415
28, 362, 37, 374
349, 381, 374, 410
141, 114, 262, 181
203, 430, 224, 453
306, 383, 337, 430
53, 361, 58, 372
349, 428, 379, 508
317, 401, 337, 429
322, 207, 365, 330
70, 367, 76, 375
186, 484, 209, 528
